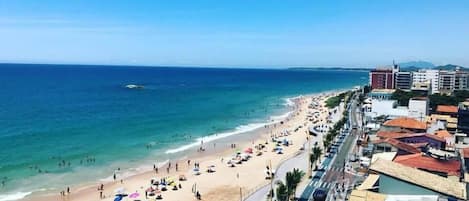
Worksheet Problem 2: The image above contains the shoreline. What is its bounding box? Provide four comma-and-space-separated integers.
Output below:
16, 89, 346, 201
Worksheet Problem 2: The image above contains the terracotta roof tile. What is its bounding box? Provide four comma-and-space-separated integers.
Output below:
436, 105, 459, 114
383, 117, 427, 130
394, 153, 461, 176
435, 130, 452, 138
373, 138, 421, 154
377, 131, 446, 143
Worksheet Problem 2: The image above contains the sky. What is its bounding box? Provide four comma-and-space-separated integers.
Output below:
0, 0, 468, 68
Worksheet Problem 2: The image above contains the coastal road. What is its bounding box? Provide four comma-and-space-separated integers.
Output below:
243, 148, 309, 201
298, 93, 360, 201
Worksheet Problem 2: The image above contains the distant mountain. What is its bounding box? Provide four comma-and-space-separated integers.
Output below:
288, 67, 370, 71
399, 61, 435, 68
434, 64, 467, 71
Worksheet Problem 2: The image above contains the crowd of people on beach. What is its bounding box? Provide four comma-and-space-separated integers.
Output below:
35, 94, 329, 201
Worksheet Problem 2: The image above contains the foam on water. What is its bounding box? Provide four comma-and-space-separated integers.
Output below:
165, 122, 269, 154
0, 192, 31, 201
165, 103, 294, 154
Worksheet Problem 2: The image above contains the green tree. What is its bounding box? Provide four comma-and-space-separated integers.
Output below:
311, 146, 323, 170
276, 181, 288, 201
285, 168, 304, 200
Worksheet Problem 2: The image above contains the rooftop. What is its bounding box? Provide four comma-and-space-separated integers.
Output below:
376, 131, 445, 143
371, 152, 397, 163
349, 190, 386, 201
383, 117, 427, 130
410, 97, 428, 101
436, 105, 458, 114
393, 153, 461, 176
370, 89, 396, 94
357, 174, 380, 191
434, 130, 452, 138
373, 138, 421, 154
370, 159, 466, 200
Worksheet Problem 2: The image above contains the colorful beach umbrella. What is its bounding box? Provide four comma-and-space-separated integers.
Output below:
128, 192, 140, 198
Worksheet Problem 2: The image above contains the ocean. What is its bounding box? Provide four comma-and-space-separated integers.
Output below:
0, 64, 367, 200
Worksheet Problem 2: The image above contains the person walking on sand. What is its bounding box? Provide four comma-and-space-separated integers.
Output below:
113, 173, 116, 181
67, 187, 70, 194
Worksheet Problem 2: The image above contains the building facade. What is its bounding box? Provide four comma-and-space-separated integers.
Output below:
395, 71, 412, 90
438, 71, 456, 94
408, 97, 429, 121
455, 69, 469, 91
370, 69, 394, 89
412, 70, 440, 94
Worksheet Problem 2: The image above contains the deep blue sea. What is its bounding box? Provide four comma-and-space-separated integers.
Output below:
0, 64, 367, 199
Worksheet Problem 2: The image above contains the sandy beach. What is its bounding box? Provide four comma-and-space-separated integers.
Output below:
21, 91, 343, 201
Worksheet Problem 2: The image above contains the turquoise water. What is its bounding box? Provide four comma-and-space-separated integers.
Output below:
0, 64, 367, 199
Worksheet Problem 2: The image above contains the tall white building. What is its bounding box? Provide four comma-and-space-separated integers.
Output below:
412, 69, 439, 94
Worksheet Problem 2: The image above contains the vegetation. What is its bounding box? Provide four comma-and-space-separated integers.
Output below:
275, 168, 304, 201
275, 182, 288, 201
391, 89, 469, 110
325, 92, 348, 108
310, 146, 323, 170
322, 94, 351, 151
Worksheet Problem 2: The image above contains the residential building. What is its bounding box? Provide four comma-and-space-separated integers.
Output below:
369, 159, 467, 200
367, 89, 395, 100
412, 69, 439, 94
376, 131, 446, 150
393, 153, 461, 178
458, 101, 469, 135
438, 71, 456, 95
455, 69, 469, 91
372, 138, 421, 155
435, 130, 455, 148
365, 99, 408, 119
411, 80, 431, 93
370, 68, 394, 89
382, 117, 427, 133
394, 71, 412, 90
436, 105, 459, 117
427, 114, 458, 134
408, 97, 429, 121
426, 70, 440, 94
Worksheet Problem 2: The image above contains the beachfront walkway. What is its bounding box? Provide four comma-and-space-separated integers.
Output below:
244, 144, 309, 201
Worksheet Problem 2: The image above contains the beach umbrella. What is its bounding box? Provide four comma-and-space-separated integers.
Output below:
129, 192, 140, 198
244, 148, 253, 154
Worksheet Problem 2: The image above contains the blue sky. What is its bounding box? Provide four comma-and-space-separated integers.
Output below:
0, 0, 468, 67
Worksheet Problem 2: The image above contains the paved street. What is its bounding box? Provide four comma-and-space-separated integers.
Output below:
299, 93, 361, 201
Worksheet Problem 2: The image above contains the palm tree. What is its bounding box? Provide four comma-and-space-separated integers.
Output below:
276, 181, 288, 201
312, 146, 323, 170
285, 168, 304, 200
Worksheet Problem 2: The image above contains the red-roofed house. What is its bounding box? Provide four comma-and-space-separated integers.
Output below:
434, 130, 454, 148
373, 138, 421, 155
436, 105, 459, 117
376, 131, 446, 150
383, 117, 427, 132
394, 153, 461, 178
